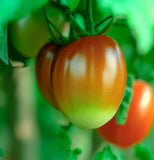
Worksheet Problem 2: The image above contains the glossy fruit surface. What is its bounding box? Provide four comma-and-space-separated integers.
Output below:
52, 34, 127, 129
97, 80, 154, 148
36, 43, 60, 107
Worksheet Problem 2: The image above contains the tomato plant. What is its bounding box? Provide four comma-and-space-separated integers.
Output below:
36, 43, 60, 108
51, 34, 127, 129
97, 80, 154, 148
0, 0, 154, 160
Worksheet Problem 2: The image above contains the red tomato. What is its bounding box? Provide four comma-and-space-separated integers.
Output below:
36, 43, 60, 108
51, 35, 127, 129
97, 80, 154, 148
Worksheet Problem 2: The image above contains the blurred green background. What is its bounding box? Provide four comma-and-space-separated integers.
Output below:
0, 0, 154, 160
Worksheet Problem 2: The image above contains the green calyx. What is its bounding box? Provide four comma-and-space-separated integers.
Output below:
45, 0, 114, 46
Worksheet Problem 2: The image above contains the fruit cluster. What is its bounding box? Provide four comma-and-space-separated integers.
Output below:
36, 34, 154, 148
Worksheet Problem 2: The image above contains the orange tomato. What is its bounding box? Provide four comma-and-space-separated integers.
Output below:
36, 43, 60, 108
97, 80, 154, 148
51, 35, 127, 129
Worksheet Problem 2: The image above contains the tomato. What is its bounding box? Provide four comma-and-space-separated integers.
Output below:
51, 34, 127, 129
9, 4, 66, 57
97, 80, 154, 148
36, 43, 60, 107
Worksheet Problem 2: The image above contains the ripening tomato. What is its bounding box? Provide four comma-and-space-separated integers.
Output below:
97, 80, 154, 148
36, 43, 60, 107
51, 34, 127, 129
9, 4, 66, 57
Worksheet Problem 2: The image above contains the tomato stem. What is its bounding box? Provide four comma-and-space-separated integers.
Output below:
50, 1, 68, 12
95, 15, 113, 29
69, 25, 80, 41
96, 18, 114, 34
46, 0, 115, 44
44, 8, 63, 45
70, 15, 90, 36
85, 0, 95, 33
48, 19, 71, 43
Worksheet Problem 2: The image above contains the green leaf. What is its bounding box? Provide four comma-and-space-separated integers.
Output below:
94, 146, 117, 160
93, 7, 114, 35
135, 144, 154, 160
0, 0, 49, 24
0, 24, 9, 65
0, 59, 12, 74
66, 0, 79, 9
40, 130, 72, 160
96, 17, 114, 35
109, 145, 125, 160
0, 0, 20, 24
116, 74, 134, 125
133, 49, 154, 81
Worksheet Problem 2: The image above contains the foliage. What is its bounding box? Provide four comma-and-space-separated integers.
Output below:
94, 146, 117, 160
66, 0, 79, 9
116, 74, 134, 124
135, 144, 154, 160
96, 0, 154, 54
0, 0, 49, 24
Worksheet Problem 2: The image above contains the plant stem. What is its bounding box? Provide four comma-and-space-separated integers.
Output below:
95, 15, 113, 28
85, 0, 95, 33
50, 1, 68, 11
44, 8, 63, 45
69, 25, 79, 41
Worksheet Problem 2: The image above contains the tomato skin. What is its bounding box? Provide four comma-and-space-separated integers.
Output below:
51, 35, 127, 129
9, 5, 65, 57
36, 43, 60, 107
97, 80, 154, 148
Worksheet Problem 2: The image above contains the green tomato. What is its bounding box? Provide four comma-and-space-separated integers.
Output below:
9, 4, 66, 57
